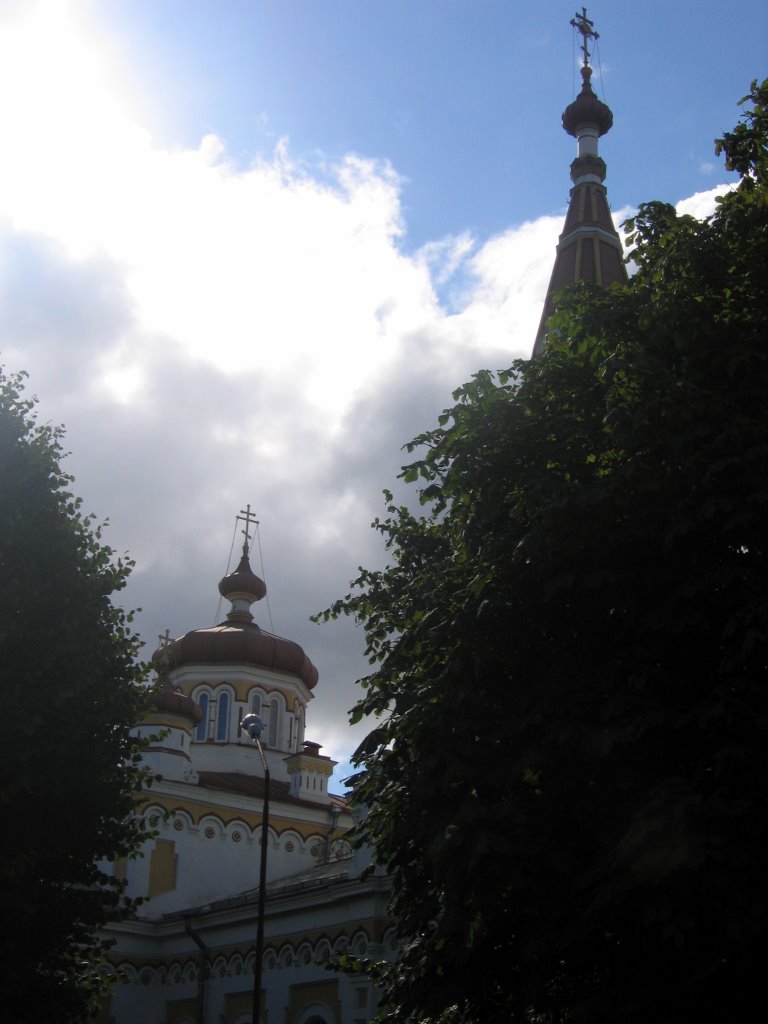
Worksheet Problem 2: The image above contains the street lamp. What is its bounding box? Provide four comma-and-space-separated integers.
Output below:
241, 713, 270, 1024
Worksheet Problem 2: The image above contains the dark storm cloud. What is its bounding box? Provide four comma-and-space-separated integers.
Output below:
0, 224, 134, 393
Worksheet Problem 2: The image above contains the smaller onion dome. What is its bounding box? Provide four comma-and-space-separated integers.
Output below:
151, 688, 203, 724
218, 548, 267, 623
562, 65, 613, 138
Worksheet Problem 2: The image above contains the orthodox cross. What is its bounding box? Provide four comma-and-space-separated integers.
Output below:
155, 628, 173, 680
237, 503, 259, 555
571, 7, 599, 68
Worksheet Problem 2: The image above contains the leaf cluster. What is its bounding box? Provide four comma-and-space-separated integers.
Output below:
320, 80, 768, 1024
0, 369, 154, 1022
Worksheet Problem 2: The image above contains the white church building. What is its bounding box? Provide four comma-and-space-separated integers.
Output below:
102, 525, 394, 1024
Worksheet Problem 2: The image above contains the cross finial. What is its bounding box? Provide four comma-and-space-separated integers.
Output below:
571, 7, 599, 69
155, 628, 173, 681
237, 503, 259, 557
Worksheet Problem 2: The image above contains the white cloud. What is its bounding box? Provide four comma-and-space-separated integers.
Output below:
676, 183, 734, 219
452, 215, 562, 357
417, 232, 475, 286
0, 2, 549, 770
0, 2, 729, 772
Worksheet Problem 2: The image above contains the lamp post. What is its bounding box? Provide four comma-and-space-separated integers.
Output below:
241, 713, 270, 1024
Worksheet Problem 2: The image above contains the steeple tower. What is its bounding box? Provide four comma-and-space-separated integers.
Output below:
532, 8, 627, 357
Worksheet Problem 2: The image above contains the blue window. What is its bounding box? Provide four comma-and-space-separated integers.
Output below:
216, 693, 230, 742
195, 693, 209, 742
267, 697, 279, 748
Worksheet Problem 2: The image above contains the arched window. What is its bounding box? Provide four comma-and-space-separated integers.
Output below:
195, 693, 209, 742
267, 697, 280, 749
216, 692, 230, 742
250, 693, 261, 717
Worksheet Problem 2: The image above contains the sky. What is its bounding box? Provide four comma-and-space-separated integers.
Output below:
1, 0, 765, 783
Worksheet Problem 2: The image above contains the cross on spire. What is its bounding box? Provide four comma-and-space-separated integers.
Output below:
237, 503, 259, 557
155, 628, 173, 679
571, 7, 599, 68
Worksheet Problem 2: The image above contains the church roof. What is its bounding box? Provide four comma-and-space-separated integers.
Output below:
156, 621, 319, 690
196, 770, 347, 806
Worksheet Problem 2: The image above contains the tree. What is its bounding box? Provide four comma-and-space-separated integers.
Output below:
319, 80, 768, 1023
0, 369, 152, 1023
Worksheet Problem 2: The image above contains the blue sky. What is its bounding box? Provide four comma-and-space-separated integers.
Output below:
1, 0, 765, 778
86, 0, 765, 249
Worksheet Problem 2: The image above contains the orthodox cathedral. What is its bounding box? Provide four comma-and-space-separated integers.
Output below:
104, 517, 394, 1024
103, 11, 624, 1024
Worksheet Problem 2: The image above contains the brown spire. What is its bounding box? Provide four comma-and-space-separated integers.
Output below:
532, 9, 627, 358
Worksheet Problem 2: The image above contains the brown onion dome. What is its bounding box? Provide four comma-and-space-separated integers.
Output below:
218, 551, 267, 604
154, 622, 319, 690
151, 688, 203, 723
562, 66, 613, 138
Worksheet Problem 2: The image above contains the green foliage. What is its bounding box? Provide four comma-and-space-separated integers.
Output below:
319, 80, 768, 1023
715, 78, 768, 193
0, 369, 153, 1023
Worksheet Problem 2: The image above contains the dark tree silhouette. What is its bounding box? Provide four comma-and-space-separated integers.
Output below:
320, 80, 768, 1024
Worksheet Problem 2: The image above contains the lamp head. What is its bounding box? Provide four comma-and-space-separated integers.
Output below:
241, 713, 266, 740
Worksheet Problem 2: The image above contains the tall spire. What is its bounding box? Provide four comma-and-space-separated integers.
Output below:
532, 9, 627, 358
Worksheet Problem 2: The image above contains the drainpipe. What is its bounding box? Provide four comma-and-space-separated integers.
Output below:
184, 918, 209, 1024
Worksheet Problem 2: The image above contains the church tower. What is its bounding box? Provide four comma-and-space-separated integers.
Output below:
146, 507, 321, 788
126, 507, 347, 916
532, 8, 627, 357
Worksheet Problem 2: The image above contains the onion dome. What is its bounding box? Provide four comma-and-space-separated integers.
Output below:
562, 65, 613, 139
151, 545, 319, 691
218, 550, 267, 622
151, 687, 203, 724
158, 625, 319, 690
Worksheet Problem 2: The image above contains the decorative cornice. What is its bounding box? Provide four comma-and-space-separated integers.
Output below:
570, 153, 607, 183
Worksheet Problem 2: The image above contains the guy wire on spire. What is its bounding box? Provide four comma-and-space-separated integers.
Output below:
214, 506, 275, 631
236, 505, 275, 632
